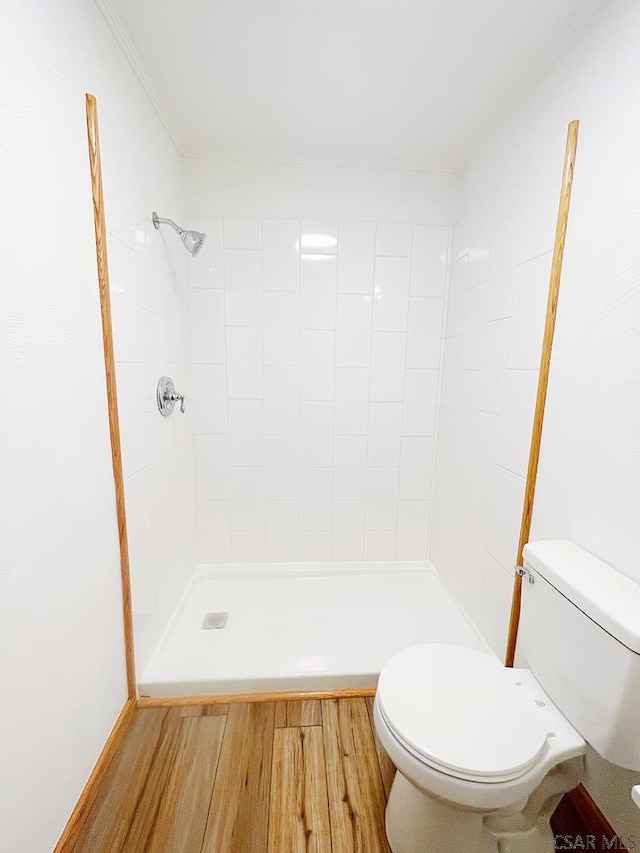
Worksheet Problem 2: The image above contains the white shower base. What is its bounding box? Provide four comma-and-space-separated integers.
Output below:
139, 562, 486, 698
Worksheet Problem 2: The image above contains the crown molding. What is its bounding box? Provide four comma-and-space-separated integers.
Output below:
182, 147, 461, 174
93, 0, 184, 155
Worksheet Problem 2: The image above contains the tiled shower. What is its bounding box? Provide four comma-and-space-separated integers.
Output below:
188, 218, 449, 565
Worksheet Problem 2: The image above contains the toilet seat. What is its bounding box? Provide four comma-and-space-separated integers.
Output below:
377, 644, 549, 783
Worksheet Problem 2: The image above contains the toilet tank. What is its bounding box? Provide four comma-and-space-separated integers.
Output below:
516, 540, 640, 771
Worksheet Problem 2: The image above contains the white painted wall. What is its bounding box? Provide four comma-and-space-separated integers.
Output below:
431, 0, 640, 838
185, 161, 457, 563
0, 1, 196, 850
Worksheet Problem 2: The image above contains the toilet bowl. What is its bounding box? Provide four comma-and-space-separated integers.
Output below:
374, 643, 585, 853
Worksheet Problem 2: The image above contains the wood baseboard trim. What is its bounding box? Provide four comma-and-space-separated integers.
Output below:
53, 699, 136, 853
137, 687, 377, 709
567, 784, 626, 850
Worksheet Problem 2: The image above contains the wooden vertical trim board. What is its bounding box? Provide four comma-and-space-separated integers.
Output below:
52, 699, 136, 853
505, 120, 579, 667
566, 785, 628, 851
137, 687, 377, 709
85, 93, 136, 696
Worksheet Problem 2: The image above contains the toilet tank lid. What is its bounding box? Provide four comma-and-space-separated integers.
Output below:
524, 541, 640, 654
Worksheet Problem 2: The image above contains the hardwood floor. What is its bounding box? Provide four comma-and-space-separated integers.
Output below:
73, 699, 394, 853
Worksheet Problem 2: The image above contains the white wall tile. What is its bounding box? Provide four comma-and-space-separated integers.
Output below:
439, 336, 462, 411
300, 402, 333, 467
370, 332, 406, 401
227, 327, 263, 399
332, 501, 365, 560
373, 256, 410, 330
125, 468, 153, 573
224, 249, 262, 327
453, 370, 479, 452
192, 364, 228, 433
487, 466, 526, 570
265, 501, 298, 561
300, 468, 332, 530
228, 399, 264, 466
301, 221, 338, 255
367, 402, 403, 467
265, 435, 299, 499
469, 412, 501, 503
263, 292, 299, 365
336, 294, 372, 366
232, 531, 266, 561
298, 531, 331, 561
224, 218, 262, 250
507, 252, 551, 369
365, 468, 399, 530
188, 218, 224, 288
496, 370, 538, 477
485, 214, 519, 321
264, 366, 299, 434
480, 556, 514, 660
467, 210, 492, 289
399, 437, 434, 499
461, 283, 486, 370
338, 222, 375, 294
229, 467, 265, 531
334, 368, 369, 435
263, 219, 300, 291
364, 530, 397, 561
191, 218, 446, 563
477, 319, 510, 414
376, 223, 412, 257
189, 289, 225, 363
446, 259, 468, 336
195, 435, 229, 500
396, 500, 429, 560
410, 226, 449, 297
448, 446, 471, 528
333, 436, 367, 499
406, 298, 443, 368
300, 330, 335, 401
462, 491, 490, 587
402, 369, 438, 436
301, 256, 337, 329
197, 501, 231, 562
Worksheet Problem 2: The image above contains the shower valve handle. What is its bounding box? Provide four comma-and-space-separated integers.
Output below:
166, 390, 186, 414
156, 376, 185, 416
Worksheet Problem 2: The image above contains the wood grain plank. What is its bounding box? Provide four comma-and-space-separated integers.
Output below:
268, 727, 331, 853
274, 702, 288, 728
365, 697, 396, 801
322, 699, 391, 853
151, 715, 227, 853
286, 700, 322, 727
119, 713, 185, 853
179, 704, 229, 717
204, 704, 229, 716
72, 708, 168, 853
201, 702, 275, 853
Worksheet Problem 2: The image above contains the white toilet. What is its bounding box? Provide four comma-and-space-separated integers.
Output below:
374, 540, 640, 853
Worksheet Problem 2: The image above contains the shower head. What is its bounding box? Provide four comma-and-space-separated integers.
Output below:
152, 211, 206, 257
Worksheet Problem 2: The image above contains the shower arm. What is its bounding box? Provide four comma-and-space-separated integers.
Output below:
152, 212, 185, 236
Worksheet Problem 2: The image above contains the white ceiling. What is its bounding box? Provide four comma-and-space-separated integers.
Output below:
105, 0, 607, 170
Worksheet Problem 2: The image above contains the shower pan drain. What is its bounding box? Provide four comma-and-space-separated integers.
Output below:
202, 612, 228, 630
